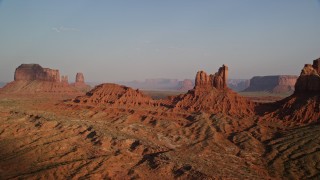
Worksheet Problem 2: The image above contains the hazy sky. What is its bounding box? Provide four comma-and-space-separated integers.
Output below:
0, 0, 320, 82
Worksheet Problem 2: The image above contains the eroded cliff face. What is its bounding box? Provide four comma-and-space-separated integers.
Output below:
14, 64, 60, 82
244, 75, 298, 93
262, 58, 320, 124
195, 65, 228, 90
295, 59, 320, 93
172, 65, 255, 117
75, 73, 84, 83
71, 72, 91, 92
1, 64, 83, 94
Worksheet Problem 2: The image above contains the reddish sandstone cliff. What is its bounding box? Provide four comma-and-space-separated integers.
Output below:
71, 73, 91, 92
263, 58, 320, 124
171, 65, 255, 117
294, 59, 320, 93
1, 64, 81, 94
14, 64, 60, 82
195, 65, 228, 90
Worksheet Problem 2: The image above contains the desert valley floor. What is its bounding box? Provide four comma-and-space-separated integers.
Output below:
0, 91, 319, 179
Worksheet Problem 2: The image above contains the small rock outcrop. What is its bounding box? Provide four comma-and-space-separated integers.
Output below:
244, 75, 298, 93
14, 64, 60, 82
1, 64, 82, 94
294, 59, 320, 93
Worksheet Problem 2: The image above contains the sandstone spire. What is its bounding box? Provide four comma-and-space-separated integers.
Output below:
295, 58, 320, 93
76, 73, 84, 83
195, 64, 228, 90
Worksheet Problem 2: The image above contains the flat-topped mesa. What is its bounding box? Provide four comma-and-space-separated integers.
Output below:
295, 58, 320, 93
195, 65, 228, 90
244, 75, 298, 93
14, 64, 60, 82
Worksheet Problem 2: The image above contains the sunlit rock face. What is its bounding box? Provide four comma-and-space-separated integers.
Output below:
14, 64, 60, 82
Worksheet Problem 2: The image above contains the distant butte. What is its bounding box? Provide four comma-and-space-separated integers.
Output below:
14, 64, 60, 82
244, 75, 298, 93
0, 64, 86, 94
71, 72, 91, 92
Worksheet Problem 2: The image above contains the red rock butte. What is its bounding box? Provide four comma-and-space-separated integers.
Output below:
76, 73, 84, 83
71, 72, 91, 92
244, 75, 298, 93
170, 65, 255, 117
195, 64, 228, 90
295, 58, 320, 93
1, 64, 85, 94
14, 64, 60, 82
262, 58, 320, 124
